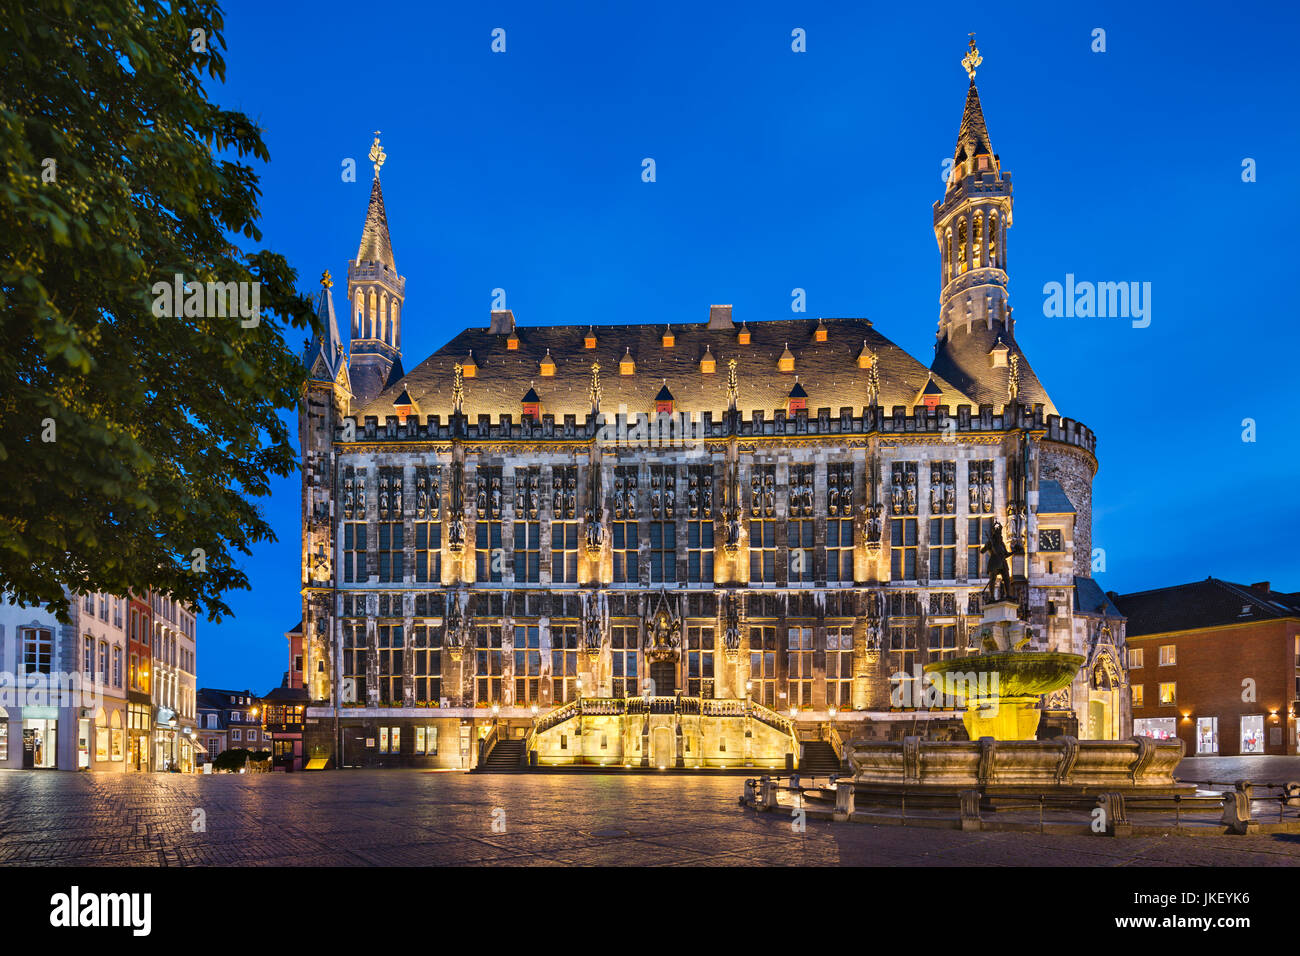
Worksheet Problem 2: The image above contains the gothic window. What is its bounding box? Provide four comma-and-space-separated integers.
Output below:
891, 517, 917, 581
968, 460, 995, 579
342, 621, 366, 705
389, 301, 399, 344
956, 219, 968, 272
611, 625, 638, 697
551, 520, 578, 584
649, 522, 675, 584
649, 466, 676, 584
514, 521, 541, 583
474, 626, 503, 704
928, 623, 958, 662
414, 521, 441, 583
686, 519, 713, 584
377, 624, 403, 704
686, 465, 714, 584
826, 625, 854, 709
988, 214, 998, 266
343, 522, 367, 583
475, 467, 503, 583
748, 626, 777, 709
551, 624, 580, 703
612, 520, 639, 584
788, 464, 814, 584
377, 521, 403, 583
354, 291, 364, 336
826, 463, 854, 584
367, 289, 377, 337
513, 626, 541, 705
686, 626, 714, 698
973, 213, 983, 266
888, 593, 921, 703
411, 625, 442, 703
787, 626, 814, 709
945, 229, 954, 279
929, 518, 957, 580
612, 466, 639, 584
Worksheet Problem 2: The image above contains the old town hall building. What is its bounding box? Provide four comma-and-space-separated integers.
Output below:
295, 44, 1129, 769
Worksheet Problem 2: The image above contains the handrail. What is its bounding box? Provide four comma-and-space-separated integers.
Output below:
746, 699, 798, 741
477, 724, 499, 768
827, 722, 844, 764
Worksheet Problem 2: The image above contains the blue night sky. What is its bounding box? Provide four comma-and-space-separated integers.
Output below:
201, 0, 1300, 691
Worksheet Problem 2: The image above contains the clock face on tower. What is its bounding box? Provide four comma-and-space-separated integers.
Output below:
1038, 528, 1063, 553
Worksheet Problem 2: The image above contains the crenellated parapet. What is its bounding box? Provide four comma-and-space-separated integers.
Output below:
332, 404, 1097, 456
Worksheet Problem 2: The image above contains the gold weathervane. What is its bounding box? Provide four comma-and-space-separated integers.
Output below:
962, 33, 982, 82
369, 131, 387, 177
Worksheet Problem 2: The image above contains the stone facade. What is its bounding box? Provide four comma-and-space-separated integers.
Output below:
294, 70, 1130, 770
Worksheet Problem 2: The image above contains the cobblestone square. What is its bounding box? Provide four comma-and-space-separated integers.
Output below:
1, 757, 1298, 866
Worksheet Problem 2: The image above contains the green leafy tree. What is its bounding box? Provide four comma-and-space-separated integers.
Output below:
0, 0, 317, 618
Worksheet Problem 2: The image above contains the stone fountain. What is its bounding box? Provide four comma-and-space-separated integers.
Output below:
924, 598, 1083, 741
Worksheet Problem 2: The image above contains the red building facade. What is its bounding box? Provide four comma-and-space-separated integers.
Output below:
1114, 579, 1300, 757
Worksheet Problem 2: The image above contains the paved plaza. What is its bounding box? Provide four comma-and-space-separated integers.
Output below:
0, 758, 1298, 867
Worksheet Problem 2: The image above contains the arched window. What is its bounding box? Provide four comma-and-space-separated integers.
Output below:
389, 301, 399, 345
378, 293, 388, 344
973, 214, 983, 267
354, 291, 364, 337
989, 214, 998, 267
956, 219, 967, 271
367, 289, 377, 339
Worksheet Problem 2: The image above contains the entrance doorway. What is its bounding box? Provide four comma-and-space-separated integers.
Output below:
1196, 716, 1218, 754
23, 719, 56, 768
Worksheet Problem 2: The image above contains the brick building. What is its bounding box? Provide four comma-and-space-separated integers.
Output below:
294, 45, 1129, 769
1112, 578, 1300, 756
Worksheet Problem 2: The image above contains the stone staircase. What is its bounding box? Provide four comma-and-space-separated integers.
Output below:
477, 738, 526, 772
799, 741, 842, 775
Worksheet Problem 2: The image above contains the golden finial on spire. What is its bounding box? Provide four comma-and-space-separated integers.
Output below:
962, 33, 982, 82
369, 131, 387, 177
320, 269, 333, 289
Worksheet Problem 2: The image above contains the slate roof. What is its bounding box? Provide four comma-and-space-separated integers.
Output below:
303, 285, 347, 384
356, 317, 975, 421
953, 82, 995, 166
1037, 479, 1076, 515
1074, 575, 1122, 618
931, 324, 1057, 417
1111, 578, 1300, 637
355, 176, 396, 271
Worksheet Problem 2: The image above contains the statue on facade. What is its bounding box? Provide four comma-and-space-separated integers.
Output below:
981, 521, 1015, 602
644, 592, 681, 663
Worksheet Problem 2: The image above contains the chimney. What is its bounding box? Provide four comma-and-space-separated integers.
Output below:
1250, 581, 1271, 593
707, 304, 734, 330
489, 309, 515, 335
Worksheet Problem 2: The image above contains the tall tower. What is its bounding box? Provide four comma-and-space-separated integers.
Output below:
300, 271, 350, 703
347, 133, 406, 405
930, 37, 1055, 416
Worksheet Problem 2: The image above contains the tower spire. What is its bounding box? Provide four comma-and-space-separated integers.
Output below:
930, 38, 1056, 416
347, 133, 406, 405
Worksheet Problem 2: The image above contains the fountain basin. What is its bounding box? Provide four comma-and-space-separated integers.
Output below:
924, 651, 1084, 741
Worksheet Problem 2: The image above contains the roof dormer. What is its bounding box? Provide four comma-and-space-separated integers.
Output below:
778, 343, 795, 373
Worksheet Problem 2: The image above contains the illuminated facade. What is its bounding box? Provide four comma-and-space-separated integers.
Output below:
296, 50, 1129, 770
